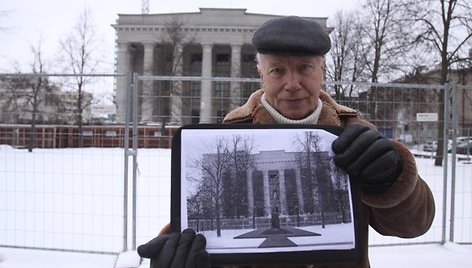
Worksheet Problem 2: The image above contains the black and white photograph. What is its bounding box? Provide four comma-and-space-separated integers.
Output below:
177, 126, 356, 255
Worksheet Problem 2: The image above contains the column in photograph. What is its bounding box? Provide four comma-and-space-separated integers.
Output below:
278, 169, 287, 215
230, 43, 242, 110
170, 44, 183, 125
262, 169, 270, 216
246, 168, 254, 217
199, 43, 213, 123
115, 42, 131, 123
141, 42, 155, 123
294, 168, 305, 214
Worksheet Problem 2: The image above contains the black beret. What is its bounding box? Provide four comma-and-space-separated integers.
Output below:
252, 16, 331, 56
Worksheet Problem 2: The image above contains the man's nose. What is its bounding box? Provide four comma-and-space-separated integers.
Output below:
284, 72, 301, 91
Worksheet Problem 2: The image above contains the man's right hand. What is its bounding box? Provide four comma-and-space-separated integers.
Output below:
137, 228, 210, 268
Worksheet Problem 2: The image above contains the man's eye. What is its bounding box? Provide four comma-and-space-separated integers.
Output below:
300, 64, 313, 72
269, 68, 282, 75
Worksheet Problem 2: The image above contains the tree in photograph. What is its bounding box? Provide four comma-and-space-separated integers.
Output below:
224, 134, 255, 218
329, 160, 351, 224
193, 136, 231, 237
189, 134, 255, 236
60, 8, 101, 147
295, 131, 337, 228
406, 0, 472, 166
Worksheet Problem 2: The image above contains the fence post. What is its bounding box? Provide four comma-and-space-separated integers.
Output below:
123, 71, 133, 252
132, 72, 140, 250
441, 83, 450, 245
449, 82, 458, 243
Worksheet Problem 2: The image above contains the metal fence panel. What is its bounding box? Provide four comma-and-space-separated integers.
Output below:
0, 74, 127, 254
1, 73, 471, 254
132, 77, 463, 248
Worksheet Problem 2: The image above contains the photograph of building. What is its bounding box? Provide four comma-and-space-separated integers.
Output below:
178, 127, 354, 252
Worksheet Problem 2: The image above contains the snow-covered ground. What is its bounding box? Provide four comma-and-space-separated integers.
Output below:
0, 145, 471, 267
1, 242, 471, 268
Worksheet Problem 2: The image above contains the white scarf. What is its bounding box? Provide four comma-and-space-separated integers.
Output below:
260, 93, 323, 124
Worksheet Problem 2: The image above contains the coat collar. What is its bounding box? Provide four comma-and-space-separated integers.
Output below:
223, 89, 357, 125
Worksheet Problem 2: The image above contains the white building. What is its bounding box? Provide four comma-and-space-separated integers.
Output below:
112, 8, 330, 125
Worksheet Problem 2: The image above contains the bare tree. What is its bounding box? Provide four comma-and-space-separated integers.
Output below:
25, 41, 47, 152
295, 132, 329, 228
224, 135, 255, 218
359, 0, 415, 82
0, 77, 23, 124
406, 0, 472, 166
327, 10, 368, 99
150, 16, 196, 125
193, 136, 231, 237
294, 131, 347, 228
188, 134, 255, 237
60, 8, 101, 147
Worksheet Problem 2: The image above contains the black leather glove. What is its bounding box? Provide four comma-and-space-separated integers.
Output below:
137, 228, 210, 268
332, 124, 403, 194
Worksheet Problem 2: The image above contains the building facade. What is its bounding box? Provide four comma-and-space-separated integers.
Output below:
0, 77, 92, 125
112, 8, 330, 125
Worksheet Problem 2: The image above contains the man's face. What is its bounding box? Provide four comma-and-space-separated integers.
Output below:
257, 54, 324, 120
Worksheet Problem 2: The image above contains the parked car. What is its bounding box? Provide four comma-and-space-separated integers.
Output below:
457, 136, 472, 144
447, 137, 472, 154
423, 141, 437, 152
423, 139, 453, 152
456, 141, 472, 155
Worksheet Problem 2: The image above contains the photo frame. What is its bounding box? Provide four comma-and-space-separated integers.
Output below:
171, 124, 362, 266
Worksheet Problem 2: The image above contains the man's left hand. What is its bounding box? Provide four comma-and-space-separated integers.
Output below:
332, 124, 403, 194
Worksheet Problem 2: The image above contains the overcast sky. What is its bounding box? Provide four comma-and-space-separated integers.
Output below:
0, 0, 359, 73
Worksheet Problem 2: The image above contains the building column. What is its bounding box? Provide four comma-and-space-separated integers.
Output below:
278, 169, 287, 215
230, 43, 242, 110
115, 42, 131, 123
246, 169, 254, 217
262, 169, 270, 216
294, 168, 305, 214
199, 43, 213, 123
170, 44, 183, 125
141, 42, 155, 123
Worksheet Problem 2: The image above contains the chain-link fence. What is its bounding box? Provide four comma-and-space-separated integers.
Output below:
1, 73, 471, 255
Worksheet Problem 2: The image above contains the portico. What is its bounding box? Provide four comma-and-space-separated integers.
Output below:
112, 8, 330, 125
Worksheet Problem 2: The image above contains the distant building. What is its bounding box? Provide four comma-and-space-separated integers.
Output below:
112, 8, 330, 125
360, 65, 472, 142
0, 77, 92, 125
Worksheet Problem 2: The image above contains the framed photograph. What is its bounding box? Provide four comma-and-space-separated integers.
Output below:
171, 124, 361, 265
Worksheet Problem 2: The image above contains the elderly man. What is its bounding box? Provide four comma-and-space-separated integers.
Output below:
138, 16, 435, 268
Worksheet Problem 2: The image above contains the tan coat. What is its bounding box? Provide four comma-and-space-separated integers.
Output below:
221, 89, 435, 268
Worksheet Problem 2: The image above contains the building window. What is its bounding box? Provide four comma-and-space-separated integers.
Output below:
191, 54, 202, 65
191, 81, 201, 97
217, 110, 227, 123
214, 82, 230, 97
242, 54, 255, 63
216, 54, 230, 65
